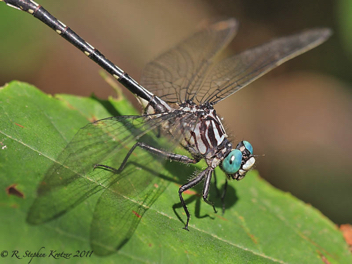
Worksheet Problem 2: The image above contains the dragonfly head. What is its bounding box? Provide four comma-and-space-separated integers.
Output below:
221, 141, 255, 180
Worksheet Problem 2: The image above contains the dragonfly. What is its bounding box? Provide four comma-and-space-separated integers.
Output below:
3, 0, 331, 254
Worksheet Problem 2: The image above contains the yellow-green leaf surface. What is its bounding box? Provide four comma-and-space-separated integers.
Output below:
0, 81, 350, 263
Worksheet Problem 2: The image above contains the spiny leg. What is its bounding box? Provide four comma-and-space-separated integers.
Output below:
202, 168, 217, 214
94, 141, 200, 173
178, 167, 213, 231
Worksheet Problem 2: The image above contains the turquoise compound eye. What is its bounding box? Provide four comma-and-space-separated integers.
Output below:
243, 141, 253, 154
222, 149, 242, 174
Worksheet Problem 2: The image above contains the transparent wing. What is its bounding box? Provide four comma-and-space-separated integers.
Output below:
140, 18, 238, 104
88, 111, 200, 255
27, 110, 199, 255
196, 28, 332, 104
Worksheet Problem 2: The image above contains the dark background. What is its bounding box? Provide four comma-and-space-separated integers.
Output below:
0, 0, 351, 225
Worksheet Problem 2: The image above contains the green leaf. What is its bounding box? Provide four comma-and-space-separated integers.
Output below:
338, 0, 352, 59
0, 81, 351, 263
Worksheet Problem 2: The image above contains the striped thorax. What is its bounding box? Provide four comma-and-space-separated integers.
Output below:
144, 98, 256, 180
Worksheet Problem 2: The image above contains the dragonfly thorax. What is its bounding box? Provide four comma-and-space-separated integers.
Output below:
176, 101, 255, 180
177, 101, 228, 159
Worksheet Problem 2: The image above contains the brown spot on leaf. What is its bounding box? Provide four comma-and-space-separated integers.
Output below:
340, 224, 352, 252
321, 256, 330, 264
249, 234, 258, 244
89, 115, 98, 123
132, 210, 141, 218
215, 214, 228, 221
64, 101, 75, 110
317, 251, 330, 264
6, 184, 24, 198
15, 123, 24, 128
183, 189, 199, 196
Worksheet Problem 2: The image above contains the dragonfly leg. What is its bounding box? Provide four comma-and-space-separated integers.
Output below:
221, 179, 228, 214
93, 142, 141, 173
213, 169, 221, 197
136, 142, 200, 164
202, 168, 217, 214
93, 163, 120, 173
178, 167, 213, 230
94, 141, 200, 173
